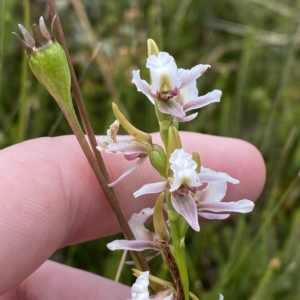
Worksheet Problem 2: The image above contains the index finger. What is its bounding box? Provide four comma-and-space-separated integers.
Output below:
0, 133, 265, 294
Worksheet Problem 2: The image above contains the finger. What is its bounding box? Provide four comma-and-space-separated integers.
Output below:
0, 133, 265, 293
1, 260, 130, 300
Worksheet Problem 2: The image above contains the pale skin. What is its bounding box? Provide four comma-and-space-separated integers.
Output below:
0, 132, 266, 299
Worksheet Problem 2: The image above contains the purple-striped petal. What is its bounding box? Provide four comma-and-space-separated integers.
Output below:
96, 137, 150, 156
199, 167, 239, 184
180, 64, 210, 88
134, 181, 168, 198
182, 90, 222, 112
171, 194, 200, 231
196, 182, 227, 203
158, 99, 186, 118
162, 294, 176, 300
198, 212, 230, 220
128, 207, 156, 241
198, 199, 255, 213
108, 156, 148, 187
107, 239, 159, 251
177, 112, 198, 122
132, 70, 155, 104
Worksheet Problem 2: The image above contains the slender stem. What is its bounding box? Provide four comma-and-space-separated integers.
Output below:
62, 101, 149, 273
46, 0, 108, 182
46, 0, 149, 272
155, 101, 170, 149
114, 250, 127, 282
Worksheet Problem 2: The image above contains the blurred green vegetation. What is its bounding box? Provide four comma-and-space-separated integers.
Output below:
1, 0, 300, 299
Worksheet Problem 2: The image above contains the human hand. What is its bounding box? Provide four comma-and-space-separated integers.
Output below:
0, 133, 265, 299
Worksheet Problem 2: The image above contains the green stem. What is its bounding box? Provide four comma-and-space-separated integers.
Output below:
167, 192, 189, 299
155, 101, 170, 149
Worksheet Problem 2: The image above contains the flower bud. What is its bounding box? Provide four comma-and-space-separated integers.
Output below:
112, 102, 153, 148
153, 193, 170, 241
147, 39, 160, 57
14, 17, 72, 110
167, 126, 182, 159
192, 152, 201, 173
149, 144, 167, 177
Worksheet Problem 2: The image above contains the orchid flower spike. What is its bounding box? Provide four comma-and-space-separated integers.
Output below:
134, 148, 255, 231
132, 51, 222, 122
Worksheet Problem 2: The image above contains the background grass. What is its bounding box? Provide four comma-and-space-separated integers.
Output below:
1, 0, 300, 299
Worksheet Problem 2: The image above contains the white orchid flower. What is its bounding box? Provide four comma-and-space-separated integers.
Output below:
132, 52, 222, 122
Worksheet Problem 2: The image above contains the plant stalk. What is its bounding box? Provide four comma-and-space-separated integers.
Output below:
46, 0, 149, 273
